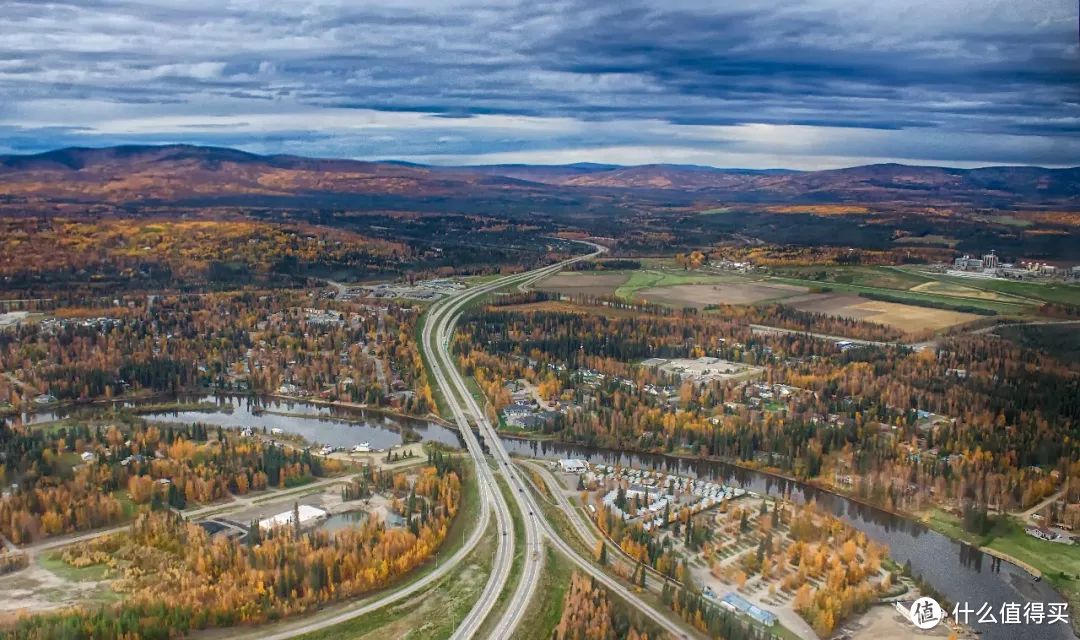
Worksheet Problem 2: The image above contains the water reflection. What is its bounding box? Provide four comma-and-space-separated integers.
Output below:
502, 437, 1075, 640
15, 394, 464, 450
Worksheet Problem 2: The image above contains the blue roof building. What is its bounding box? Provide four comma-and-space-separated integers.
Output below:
719, 592, 778, 627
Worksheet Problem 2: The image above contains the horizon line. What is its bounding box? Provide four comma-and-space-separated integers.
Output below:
3, 142, 1079, 173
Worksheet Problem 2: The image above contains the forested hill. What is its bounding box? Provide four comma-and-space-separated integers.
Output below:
1, 145, 1077, 208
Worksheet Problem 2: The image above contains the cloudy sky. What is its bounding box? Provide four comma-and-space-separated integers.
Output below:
0, 0, 1077, 168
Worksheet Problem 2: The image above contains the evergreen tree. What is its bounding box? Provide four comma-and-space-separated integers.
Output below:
292, 501, 301, 539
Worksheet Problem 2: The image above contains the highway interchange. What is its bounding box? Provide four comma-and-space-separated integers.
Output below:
420, 241, 694, 639
269, 239, 692, 639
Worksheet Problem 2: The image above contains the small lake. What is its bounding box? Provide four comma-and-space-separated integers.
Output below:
499, 438, 1076, 640
16, 394, 463, 450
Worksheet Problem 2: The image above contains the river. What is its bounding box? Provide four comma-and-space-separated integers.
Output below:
15, 394, 463, 450
12, 396, 1073, 638
498, 438, 1076, 640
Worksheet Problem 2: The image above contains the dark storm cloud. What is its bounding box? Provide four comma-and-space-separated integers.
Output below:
0, 0, 1076, 167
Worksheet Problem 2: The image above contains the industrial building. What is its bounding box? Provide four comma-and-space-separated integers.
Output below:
559, 459, 588, 473
717, 592, 778, 626
258, 505, 329, 531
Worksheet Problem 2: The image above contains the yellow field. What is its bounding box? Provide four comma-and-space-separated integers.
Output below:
790, 294, 980, 332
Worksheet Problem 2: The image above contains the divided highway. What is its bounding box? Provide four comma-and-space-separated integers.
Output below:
424, 244, 603, 640
422, 241, 697, 639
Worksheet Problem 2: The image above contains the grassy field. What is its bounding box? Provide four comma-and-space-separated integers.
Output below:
534, 262, 1074, 324
599, 263, 1047, 316
535, 271, 631, 297
112, 491, 137, 519
921, 509, 1080, 628
985, 519, 1080, 583
515, 547, 574, 640
924, 272, 1080, 306
772, 265, 931, 290
982, 519, 1080, 634
768, 264, 1080, 311
921, 508, 980, 545
909, 280, 1020, 301
126, 401, 225, 415
985, 214, 1033, 228
766, 273, 1034, 315
615, 269, 733, 300
893, 234, 959, 247
39, 552, 111, 582
887, 264, 1080, 306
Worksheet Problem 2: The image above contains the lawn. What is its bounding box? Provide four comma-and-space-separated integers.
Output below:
921, 510, 1080, 629
921, 508, 981, 546
983, 519, 1080, 584
39, 552, 111, 582
983, 518, 1080, 633
112, 491, 137, 519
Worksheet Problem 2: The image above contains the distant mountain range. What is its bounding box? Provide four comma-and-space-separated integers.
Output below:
0, 144, 1077, 209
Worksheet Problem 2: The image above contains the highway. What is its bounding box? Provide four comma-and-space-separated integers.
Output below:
423, 245, 603, 639
422, 240, 698, 639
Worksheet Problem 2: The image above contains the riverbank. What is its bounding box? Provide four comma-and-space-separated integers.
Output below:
269, 393, 456, 429
501, 429, 923, 517
514, 436, 1080, 639
917, 508, 1080, 636
500, 430, 1067, 584
9, 390, 177, 422
11, 387, 451, 430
